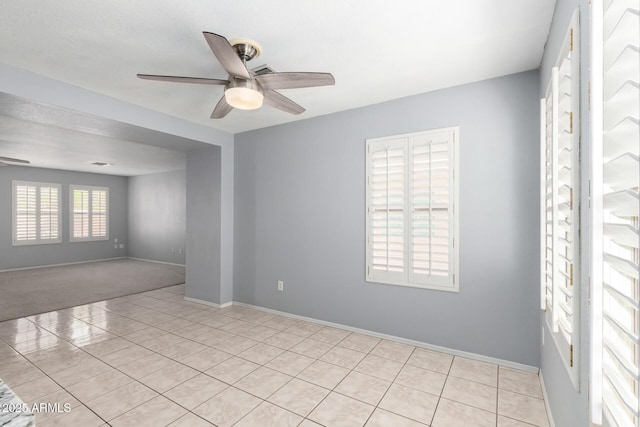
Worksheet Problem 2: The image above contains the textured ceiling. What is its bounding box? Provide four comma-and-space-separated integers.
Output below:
0, 93, 209, 176
0, 0, 556, 134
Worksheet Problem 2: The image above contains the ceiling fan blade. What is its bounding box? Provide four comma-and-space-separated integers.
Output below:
137, 74, 228, 85
203, 32, 251, 80
264, 90, 305, 115
0, 156, 30, 164
211, 96, 233, 119
256, 72, 335, 90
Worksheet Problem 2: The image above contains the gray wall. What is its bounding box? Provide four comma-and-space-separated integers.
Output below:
185, 146, 222, 303
234, 70, 540, 366
539, 0, 590, 426
0, 165, 128, 270
128, 170, 186, 265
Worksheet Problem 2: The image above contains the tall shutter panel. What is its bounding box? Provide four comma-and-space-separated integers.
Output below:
73, 188, 90, 239
554, 16, 580, 367
14, 183, 37, 242
368, 139, 405, 283
91, 190, 108, 237
598, 0, 640, 424
540, 10, 580, 385
543, 91, 555, 313
409, 132, 454, 287
40, 186, 59, 240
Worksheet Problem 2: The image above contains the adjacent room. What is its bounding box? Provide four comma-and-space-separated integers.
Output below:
0, 1, 637, 427
0, 93, 211, 320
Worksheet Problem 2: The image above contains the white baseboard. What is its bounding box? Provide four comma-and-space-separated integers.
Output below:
0, 257, 127, 273
184, 296, 232, 309
127, 257, 185, 267
539, 371, 556, 427
197, 300, 538, 373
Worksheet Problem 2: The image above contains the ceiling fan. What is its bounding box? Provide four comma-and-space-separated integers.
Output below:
0, 156, 30, 167
137, 32, 335, 119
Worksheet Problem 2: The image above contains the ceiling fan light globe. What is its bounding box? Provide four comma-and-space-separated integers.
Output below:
225, 87, 264, 110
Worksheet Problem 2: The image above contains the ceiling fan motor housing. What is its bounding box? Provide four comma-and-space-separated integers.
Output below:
229, 38, 262, 64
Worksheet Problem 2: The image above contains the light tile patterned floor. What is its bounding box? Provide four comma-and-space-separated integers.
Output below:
0, 285, 550, 426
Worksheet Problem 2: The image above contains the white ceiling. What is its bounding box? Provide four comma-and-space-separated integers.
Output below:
0, 0, 556, 135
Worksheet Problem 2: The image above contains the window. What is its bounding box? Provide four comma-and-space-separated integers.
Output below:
591, 0, 639, 424
12, 181, 61, 245
70, 185, 109, 242
365, 127, 459, 292
540, 10, 580, 386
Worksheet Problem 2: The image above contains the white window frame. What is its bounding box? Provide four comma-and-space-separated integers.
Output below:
69, 185, 109, 242
540, 9, 581, 388
590, 0, 639, 425
12, 180, 62, 246
365, 127, 459, 292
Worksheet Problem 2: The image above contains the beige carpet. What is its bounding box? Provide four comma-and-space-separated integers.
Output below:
0, 258, 185, 322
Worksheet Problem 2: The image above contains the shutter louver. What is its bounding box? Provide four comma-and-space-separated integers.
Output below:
599, 0, 640, 424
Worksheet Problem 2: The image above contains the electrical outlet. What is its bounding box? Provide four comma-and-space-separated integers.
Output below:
114, 238, 118, 243
178, 248, 183, 255
277, 280, 284, 291
119, 244, 124, 249
114, 244, 118, 249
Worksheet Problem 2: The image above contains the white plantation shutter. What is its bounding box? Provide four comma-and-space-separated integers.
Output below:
91, 190, 108, 237
409, 133, 455, 287
592, 0, 640, 424
73, 188, 89, 239
366, 128, 458, 291
70, 185, 109, 241
540, 10, 580, 385
369, 138, 405, 283
15, 183, 37, 242
12, 181, 61, 245
40, 186, 60, 240
542, 93, 555, 312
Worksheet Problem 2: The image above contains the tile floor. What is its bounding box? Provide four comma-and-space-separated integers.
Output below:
0, 284, 550, 426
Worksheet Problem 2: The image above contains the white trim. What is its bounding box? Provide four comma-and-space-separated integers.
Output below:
539, 371, 557, 427
184, 296, 232, 309
231, 301, 538, 373
0, 257, 127, 273
127, 257, 185, 267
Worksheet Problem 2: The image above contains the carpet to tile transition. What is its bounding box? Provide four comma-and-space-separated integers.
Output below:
0, 258, 185, 322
